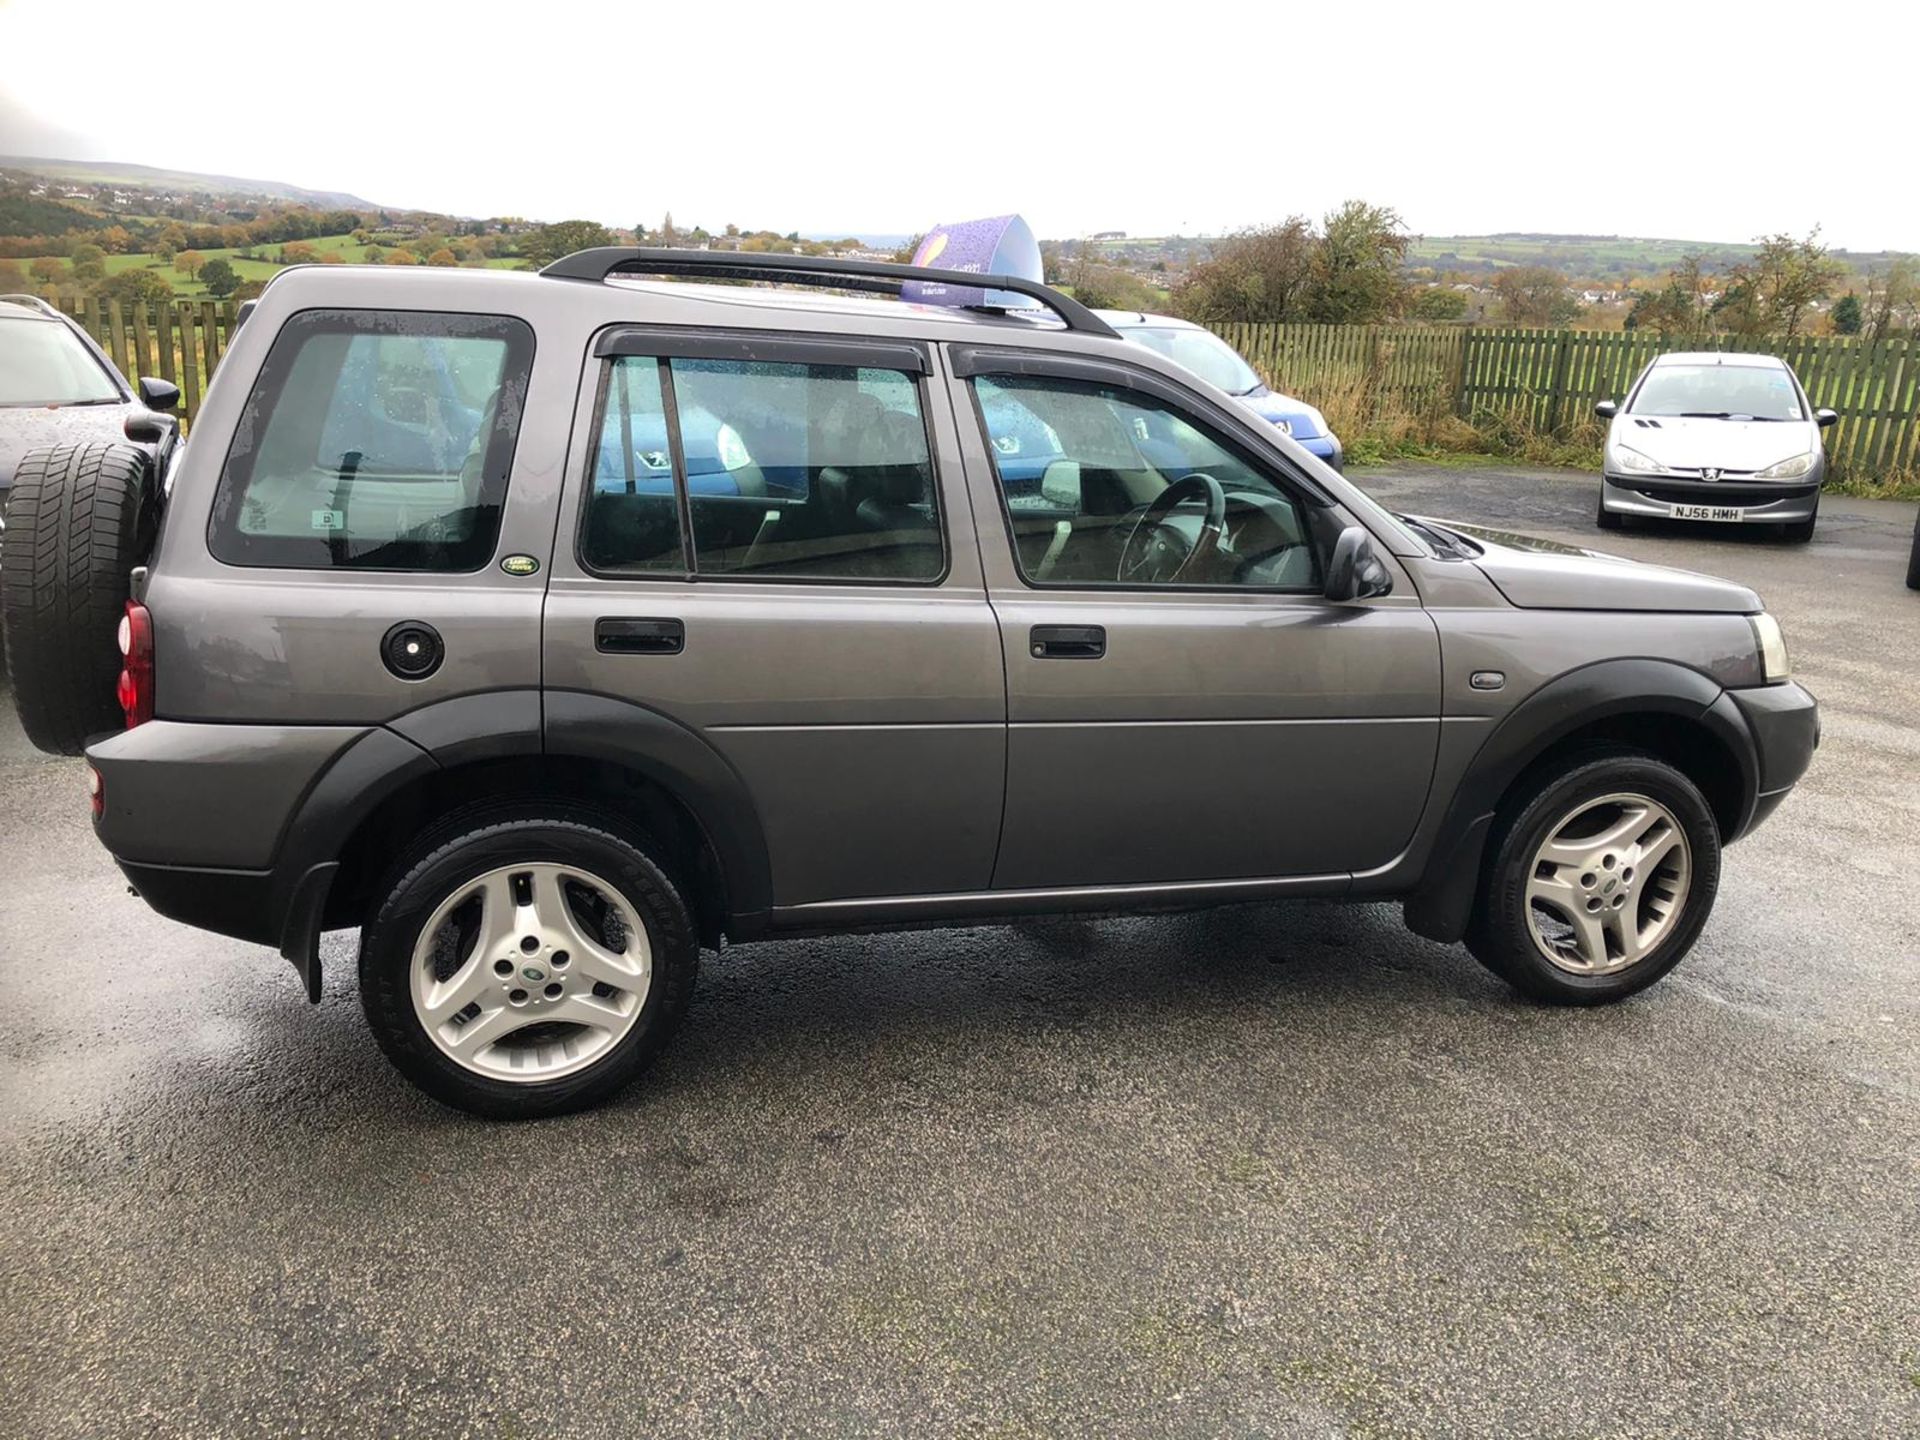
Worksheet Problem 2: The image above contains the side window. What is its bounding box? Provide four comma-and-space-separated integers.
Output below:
581, 355, 943, 583
209, 309, 533, 571
973, 374, 1319, 591
582, 356, 683, 572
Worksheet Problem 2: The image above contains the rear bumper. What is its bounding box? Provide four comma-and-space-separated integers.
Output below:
1601, 472, 1820, 522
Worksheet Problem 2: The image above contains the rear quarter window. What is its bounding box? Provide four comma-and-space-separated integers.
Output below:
208, 309, 535, 570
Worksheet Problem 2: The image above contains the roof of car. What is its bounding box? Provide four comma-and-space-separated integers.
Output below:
0, 296, 66, 323
257, 262, 1109, 345
1093, 309, 1201, 332
1652, 351, 1788, 369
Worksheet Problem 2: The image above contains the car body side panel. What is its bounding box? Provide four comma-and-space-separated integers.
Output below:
88, 719, 365, 868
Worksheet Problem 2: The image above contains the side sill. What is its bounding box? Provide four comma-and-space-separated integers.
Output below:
763, 871, 1352, 936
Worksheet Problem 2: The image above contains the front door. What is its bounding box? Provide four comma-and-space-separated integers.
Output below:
542, 329, 1006, 908
953, 349, 1442, 890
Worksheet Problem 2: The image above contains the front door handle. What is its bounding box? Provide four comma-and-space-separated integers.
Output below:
596, 617, 685, 655
1029, 624, 1106, 660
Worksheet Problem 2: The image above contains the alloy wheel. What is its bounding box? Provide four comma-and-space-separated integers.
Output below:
408, 862, 652, 1082
1523, 791, 1691, 976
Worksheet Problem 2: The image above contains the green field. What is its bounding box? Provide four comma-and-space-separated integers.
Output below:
13, 232, 525, 297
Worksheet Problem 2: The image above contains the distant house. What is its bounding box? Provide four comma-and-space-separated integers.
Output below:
1089, 231, 1127, 241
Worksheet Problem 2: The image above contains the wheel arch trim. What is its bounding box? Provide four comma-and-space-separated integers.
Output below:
1403, 658, 1756, 944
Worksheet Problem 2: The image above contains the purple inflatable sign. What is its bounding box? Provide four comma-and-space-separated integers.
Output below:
903, 214, 1043, 310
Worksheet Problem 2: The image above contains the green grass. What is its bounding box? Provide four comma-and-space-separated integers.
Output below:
14, 233, 527, 296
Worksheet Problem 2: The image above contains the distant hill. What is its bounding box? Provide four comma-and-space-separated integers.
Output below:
0, 155, 382, 212
1408, 232, 1906, 278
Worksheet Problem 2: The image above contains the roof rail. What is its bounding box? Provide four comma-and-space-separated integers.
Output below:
539, 247, 1119, 339
0, 293, 62, 318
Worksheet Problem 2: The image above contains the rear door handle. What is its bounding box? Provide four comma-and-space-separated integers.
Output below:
596, 617, 685, 655
1029, 624, 1106, 660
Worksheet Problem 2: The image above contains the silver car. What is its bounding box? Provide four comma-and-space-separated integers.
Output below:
1595, 351, 1836, 542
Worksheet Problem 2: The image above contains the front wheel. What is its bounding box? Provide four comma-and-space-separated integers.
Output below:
360, 810, 699, 1118
1594, 488, 1624, 531
1467, 750, 1721, 1004
1780, 508, 1817, 544
1905, 506, 1920, 590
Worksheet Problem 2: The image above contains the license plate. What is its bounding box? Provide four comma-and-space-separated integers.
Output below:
1668, 504, 1743, 522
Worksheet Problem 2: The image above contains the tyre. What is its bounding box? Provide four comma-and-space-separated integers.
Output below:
1, 442, 158, 755
1594, 488, 1624, 531
1780, 508, 1816, 544
1467, 748, 1721, 1005
360, 808, 699, 1119
1906, 506, 1920, 590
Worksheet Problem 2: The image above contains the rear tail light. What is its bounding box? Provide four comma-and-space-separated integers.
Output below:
87, 765, 104, 818
116, 600, 154, 729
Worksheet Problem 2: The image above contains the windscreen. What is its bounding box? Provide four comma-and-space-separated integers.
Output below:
1126, 327, 1261, 396
0, 317, 120, 406
1629, 363, 1804, 421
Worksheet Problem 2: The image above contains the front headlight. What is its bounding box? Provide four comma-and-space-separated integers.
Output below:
1750, 612, 1790, 683
1611, 444, 1668, 475
715, 423, 753, 471
1756, 450, 1816, 480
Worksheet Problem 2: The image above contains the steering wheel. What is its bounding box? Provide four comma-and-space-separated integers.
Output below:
1116, 472, 1227, 584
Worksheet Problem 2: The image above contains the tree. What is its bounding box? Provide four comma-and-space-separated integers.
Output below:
199, 259, 240, 298
0, 258, 24, 288
1310, 200, 1411, 324
30, 256, 65, 285
69, 243, 107, 283
176, 249, 206, 280
1408, 286, 1467, 322
384, 249, 419, 265
1172, 217, 1317, 323
1063, 246, 1160, 311
661, 212, 678, 245
280, 241, 318, 265
98, 225, 134, 255
519, 219, 613, 269
97, 269, 174, 304
427, 248, 458, 267
1627, 252, 1713, 334
1491, 266, 1578, 326
319, 252, 346, 264
1721, 230, 1839, 339
153, 241, 177, 266
1865, 256, 1919, 342
1830, 292, 1863, 335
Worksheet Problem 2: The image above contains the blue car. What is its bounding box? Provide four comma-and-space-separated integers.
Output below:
1097, 310, 1344, 469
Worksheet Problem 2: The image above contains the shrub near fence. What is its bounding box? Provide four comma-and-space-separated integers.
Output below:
1209, 322, 1920, 485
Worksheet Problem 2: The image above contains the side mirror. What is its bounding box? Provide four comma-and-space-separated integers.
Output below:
137, 376, 180, 412
1814, 408, 1838, 429
1593, 400, 1618, 420
1324, 525, 1393, 602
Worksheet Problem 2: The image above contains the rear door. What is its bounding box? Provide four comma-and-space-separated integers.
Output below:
953, 346, 1442, 890
542, 327, 1006, 908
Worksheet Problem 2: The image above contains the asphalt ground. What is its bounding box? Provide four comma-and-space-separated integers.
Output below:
1, 463, 1916, 1438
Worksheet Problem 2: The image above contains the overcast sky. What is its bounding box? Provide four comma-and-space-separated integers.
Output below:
2, 0, 1914, 250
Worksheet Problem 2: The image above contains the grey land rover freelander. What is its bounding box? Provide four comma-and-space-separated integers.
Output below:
0, 250, 1819, 1118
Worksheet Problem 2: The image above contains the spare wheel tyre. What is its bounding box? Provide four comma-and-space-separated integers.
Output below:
1, 442, 159, 756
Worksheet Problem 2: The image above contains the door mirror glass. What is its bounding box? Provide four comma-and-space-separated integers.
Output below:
1323, 525, 1392, 602
1593, 400, 1617, 420
1814, 407, 1839, 428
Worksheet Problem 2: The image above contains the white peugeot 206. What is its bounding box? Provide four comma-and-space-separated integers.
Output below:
1594, 351, 1836, 542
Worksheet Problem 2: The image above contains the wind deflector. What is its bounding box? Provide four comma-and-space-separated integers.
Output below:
539, 247, 1120, 340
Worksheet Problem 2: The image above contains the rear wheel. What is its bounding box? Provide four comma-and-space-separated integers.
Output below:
1, 442, 157, 754
1467, 749, 1720, 1004
360, 809, 699, 1118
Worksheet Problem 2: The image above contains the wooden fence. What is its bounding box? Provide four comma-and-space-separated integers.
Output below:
43, 296, 1920, 482
1210, 323, 1920, 481
51, 293, 242, 426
